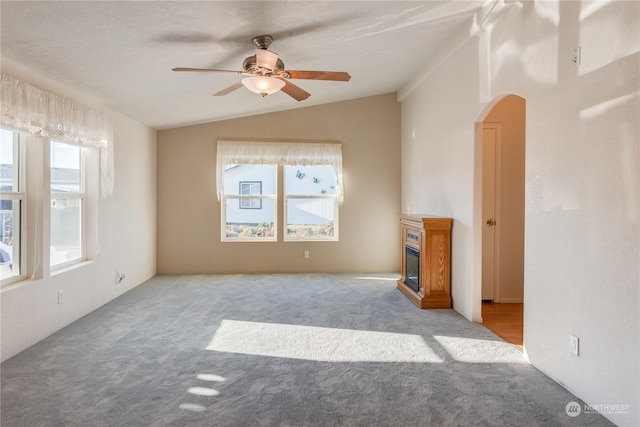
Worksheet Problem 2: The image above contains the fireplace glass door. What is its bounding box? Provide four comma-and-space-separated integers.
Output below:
405, 246, 420, 292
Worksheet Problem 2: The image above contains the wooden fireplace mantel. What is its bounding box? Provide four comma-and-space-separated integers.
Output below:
397, 214, 453, 309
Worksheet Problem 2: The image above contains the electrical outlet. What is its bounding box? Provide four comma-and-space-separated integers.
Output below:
115, 269, 125, 284
572, 46, 582, 65
570, 334, 579, 356
58, 290, 64, 305
304, 250, 310, 259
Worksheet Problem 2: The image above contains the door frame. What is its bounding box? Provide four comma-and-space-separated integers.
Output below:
473, 93, 525, 323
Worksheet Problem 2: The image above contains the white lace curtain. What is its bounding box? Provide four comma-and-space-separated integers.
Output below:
1, 73, 114, 197
216, 140, 343, 202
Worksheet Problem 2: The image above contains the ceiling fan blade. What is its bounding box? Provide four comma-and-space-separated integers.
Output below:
279, 79, 311, 102
286, 70, 351, 82
256, 49, 279, 71
213, 82, 244, 96
172, 67, 242, 74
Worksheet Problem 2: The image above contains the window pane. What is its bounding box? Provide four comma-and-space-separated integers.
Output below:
225, 165, 275, 195
0, 199, 20, 278
1, 129, 18, 192
285, 165, 336, 195
286, 198, 335, 239
225, 197, 275, 239
285, 165, 338, 241
51, 141, 81, 193
51, 198, 82, 265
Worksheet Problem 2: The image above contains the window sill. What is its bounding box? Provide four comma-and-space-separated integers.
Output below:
222, 239, 278, 243
283, 238, 339, 242
1, 274, 28, 290
50, 259, 94, 277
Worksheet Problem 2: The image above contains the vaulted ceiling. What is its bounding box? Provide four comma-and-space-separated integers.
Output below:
1, 1, 490, 129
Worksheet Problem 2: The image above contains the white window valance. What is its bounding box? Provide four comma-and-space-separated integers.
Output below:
1, 73, 114, 197
216, 140, 343, 202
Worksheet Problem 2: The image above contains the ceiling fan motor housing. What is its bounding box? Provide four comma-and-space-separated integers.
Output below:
243, 55, 285, 75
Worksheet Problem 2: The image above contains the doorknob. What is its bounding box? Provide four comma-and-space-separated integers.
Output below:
486, 218, 496, 226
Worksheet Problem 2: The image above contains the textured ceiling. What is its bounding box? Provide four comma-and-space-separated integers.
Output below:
1, 1, 489, 129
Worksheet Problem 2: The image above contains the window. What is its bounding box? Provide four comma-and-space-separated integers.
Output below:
50, 141, 84, 268
1, 74, 111, 283
239, 181, 262, 209
217, 141, 343, 242
222, 165, 276, 241
0, 129, 24, 283
284, 165, 338, 241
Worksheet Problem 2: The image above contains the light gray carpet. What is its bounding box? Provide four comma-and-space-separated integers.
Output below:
1, 274, 613, 426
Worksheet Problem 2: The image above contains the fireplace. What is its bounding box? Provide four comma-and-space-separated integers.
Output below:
397, 214, 453, 309
405, 246, 420, 292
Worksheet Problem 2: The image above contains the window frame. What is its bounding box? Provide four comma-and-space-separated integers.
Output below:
283, 165, 339, 242
221, 165, 277, 242
1, 129, 26, 286
49, 140, 86, 270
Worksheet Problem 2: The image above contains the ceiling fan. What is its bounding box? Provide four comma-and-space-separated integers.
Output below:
172, 35, 351, 101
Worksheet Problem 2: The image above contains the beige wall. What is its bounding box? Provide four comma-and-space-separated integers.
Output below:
484, 95, 525, 302
157, 93, 400, 274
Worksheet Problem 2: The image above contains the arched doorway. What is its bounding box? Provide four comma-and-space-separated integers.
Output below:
475, 94, 526, 348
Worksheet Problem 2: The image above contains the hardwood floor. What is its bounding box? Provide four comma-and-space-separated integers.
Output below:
481, 302, 523, 349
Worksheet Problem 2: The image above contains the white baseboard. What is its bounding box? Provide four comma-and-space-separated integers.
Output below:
496, 298, 523, 303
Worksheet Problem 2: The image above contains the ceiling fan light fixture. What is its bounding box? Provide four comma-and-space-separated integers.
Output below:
241, 76, 285, 97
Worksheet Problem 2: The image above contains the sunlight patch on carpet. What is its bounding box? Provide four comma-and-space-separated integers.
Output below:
196, 374, 226, 382
207, 320, 443, 363
179, 403, 206, 412
188, 387, 220, 396
434, 335, 526, 364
